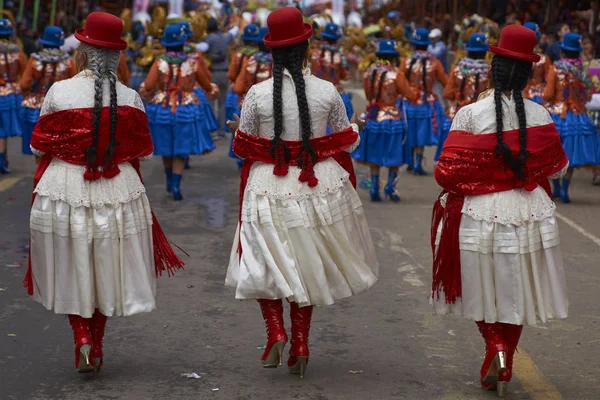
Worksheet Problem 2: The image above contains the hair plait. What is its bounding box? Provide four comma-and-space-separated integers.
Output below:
491, 55, 533, 179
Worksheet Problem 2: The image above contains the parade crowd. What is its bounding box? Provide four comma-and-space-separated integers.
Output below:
0, 1, 597, 398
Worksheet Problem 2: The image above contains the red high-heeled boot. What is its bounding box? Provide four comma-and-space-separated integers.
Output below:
258, 299, 288, 368
288, 302, 313, 379
476, 321, 508, 395
68, 315, 95, 373
91, 309, 108, 372
498, 323, 524, 391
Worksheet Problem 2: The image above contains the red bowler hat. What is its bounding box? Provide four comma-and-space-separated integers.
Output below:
75, 12, 127, 51
490, 25, 540, 63
264, 7, 312, 48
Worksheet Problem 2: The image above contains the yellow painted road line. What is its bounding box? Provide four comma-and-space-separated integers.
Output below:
0, 177, 19, 193
556, 211, 600, 247
515, 348, 563, 400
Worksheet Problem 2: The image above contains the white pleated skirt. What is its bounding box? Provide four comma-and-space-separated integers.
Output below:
29, 195, 156, 318
432, 215, 569, 325
226, 180, 379, 307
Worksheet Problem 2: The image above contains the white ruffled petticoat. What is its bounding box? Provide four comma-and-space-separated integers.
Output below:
432, 188, 569, 326
29, 159, 156, 318
226, 160, 379, 307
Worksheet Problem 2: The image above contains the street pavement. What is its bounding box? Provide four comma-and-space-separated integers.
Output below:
1, 88, 600, 400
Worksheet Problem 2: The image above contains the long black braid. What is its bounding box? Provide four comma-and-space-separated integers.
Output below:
491, 55, 533, 179
105, 53, 120, 170
421, 57, 427, 91
271, 41, 315, 166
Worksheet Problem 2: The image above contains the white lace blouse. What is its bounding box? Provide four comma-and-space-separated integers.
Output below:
239, 68, 360, 200
450, 91, 568, 226
32, 71, 150, 208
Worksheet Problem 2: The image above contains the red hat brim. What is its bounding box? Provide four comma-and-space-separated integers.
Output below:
75, 28, 127, 51
264, 23, 313, 48
490, 45, 540, 63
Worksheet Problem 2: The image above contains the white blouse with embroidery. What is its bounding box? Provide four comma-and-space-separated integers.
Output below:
238, 69, 360, 200
450, 92, 568, 226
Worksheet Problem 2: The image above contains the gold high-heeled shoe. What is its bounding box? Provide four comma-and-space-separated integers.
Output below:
77, 344, 94, 373
483, 351, 507, 384
496, 381, 508, 398
288, 356, 308, 379
262, 341, 286, 368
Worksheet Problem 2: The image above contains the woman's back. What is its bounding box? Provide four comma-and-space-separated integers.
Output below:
239, 70, 350, 140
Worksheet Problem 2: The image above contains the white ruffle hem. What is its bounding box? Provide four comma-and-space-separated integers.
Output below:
432, 210, 569, 326
29, 162, 156, 318
226, 164, 378, 307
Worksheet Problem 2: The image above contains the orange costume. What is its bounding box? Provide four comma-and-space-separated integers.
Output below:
20, 49, 77, 154
525, 54, 551, 104
233, 52, 273, 97
0, 42, 27, 145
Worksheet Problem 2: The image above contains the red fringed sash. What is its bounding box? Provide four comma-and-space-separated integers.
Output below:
232, 128, 359, 259
431, 123, 568, 304
24, 106, 184, 296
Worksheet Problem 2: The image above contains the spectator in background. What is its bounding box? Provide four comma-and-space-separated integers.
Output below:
582, 33, 595, 61
505, 3, 518, 25
545, 23, 570, 62
202, 18, 239, 135
428, 28, 448, 72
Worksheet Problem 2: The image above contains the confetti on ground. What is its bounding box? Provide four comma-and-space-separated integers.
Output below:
7, 334, 16, 337
212, 388, 220, 392
256, 345, 266, 350
180, 372, 201, 379
349, 370, 363, 374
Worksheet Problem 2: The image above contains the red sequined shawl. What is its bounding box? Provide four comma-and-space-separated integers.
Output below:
24, 106, 184, 296
431, 123, 568, 304
232, 128, 358, 259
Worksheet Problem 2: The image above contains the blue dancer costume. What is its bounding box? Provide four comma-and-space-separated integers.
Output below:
437, 33, 490, 161
523, 22, 551, 105
140, 24, 215, 200
311, 23, 354, 124
402, 28, 449, 175
543, 33, 600, 203
20, 27, 75, 156
352, 40, 416, 202
0, 19, 26, 173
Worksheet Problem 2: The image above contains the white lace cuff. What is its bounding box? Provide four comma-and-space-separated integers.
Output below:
345, 123, 361, 153
549, 162, 569, 179
30, 146, 44, 157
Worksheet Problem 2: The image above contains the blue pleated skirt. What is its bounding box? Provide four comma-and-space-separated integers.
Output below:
146, 103, 215, 158
194, 88, 220, 133
225, 88, 240, 133
0, 93, 22, 138
434, 118, 453, 161
551, 111, 600, 167
352, 118, 407, 167
529, 95, 543, 105
20, 106, 40, 155
404, 98, 446, 148
341, 92, 354, 121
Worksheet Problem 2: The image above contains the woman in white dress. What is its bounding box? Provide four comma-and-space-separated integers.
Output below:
431, 25, 569, 397
226, 7, 378, 378
25, 12, 183, 373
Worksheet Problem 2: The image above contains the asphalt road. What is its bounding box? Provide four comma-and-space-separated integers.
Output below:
1, 88, 599, 400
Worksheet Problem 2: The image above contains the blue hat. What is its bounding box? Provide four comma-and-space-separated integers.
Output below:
161, 23, 187, 48
321, 22, 342, 41
404, 24, 413, 39
39, 26, 65, 47
178, 21, 193, 39
523, 22, 541, 41
387, 11, 400, 20
410, 27, 431, 46
258, 27, 269, 42
0, 19, 13, 36
241, 24, 261, 42
376, 39, 400, 57
560, 32, 582, 53
465, 33, 489, 52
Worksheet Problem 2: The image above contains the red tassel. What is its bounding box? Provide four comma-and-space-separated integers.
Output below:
23, 262, 33, 295
298, 151, 319, 187
151, 212, 185, 277
431, 192, 464, 304
83, 168, 102, 181
102, 165, 121, 179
